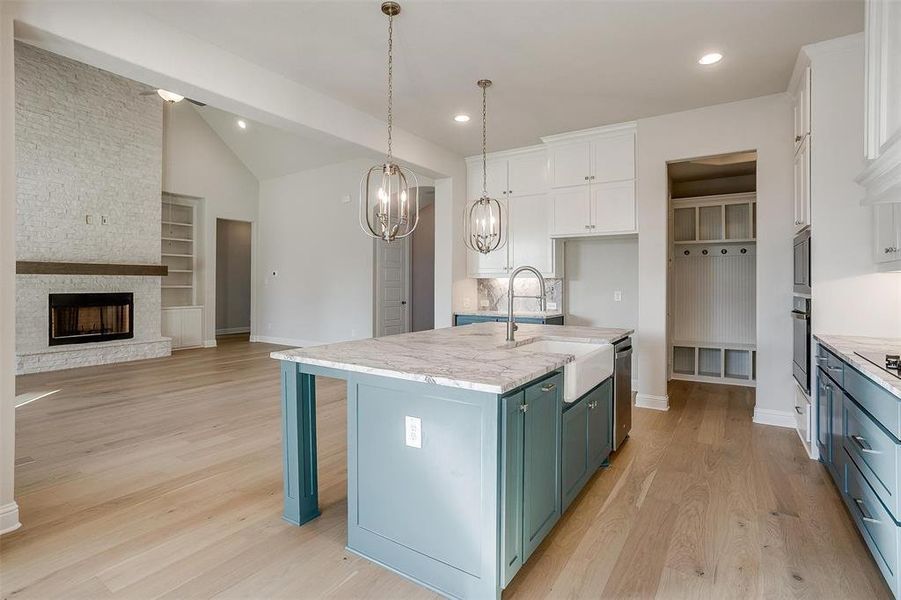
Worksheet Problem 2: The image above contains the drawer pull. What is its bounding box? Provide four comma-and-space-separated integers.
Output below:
519, 403, 529, 413
851, 434, 880, 454
828, 365, 843, 373
540, 383, 556, 393
853, 497, 881, 524
588, 399, 598, 410
794, 406, 803, 415
815, 356, 828, 365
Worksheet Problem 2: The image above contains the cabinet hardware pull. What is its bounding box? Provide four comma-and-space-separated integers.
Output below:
591, 225, 596, 229
794, 406, 803, 415
815, 356, 828, 364
584, 225, 591, 229
540, 383, 556, 392
795, 135, 802, 142
590, 175, 595, 180
853, 497, 880, 524
519, 404, 529, 413
508, 190, 513, 194
851, 434, 879, 454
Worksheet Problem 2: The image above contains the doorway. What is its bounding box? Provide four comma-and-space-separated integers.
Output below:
666, 152, 758, 386
215, 219, 252, 337
373, 187, 435, 337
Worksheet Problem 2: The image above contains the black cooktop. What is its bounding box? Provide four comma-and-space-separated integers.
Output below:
856, 351, 901, 381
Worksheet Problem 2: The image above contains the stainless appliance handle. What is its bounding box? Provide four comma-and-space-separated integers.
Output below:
791, 310, 810, 320
540, 383, 556, 393
615, 349, 633, 360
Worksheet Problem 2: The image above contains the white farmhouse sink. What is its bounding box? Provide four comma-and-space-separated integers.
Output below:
513, 340, 614, 402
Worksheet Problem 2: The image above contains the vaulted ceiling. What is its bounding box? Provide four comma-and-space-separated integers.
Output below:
135, 0, 863, 157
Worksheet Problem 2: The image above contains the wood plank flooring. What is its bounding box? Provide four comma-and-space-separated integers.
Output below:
1, 335, 891, 599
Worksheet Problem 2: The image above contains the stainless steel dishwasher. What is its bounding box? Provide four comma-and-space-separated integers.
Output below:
613, 337, 633, 450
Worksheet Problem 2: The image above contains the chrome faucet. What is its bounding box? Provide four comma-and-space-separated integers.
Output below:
507, 265, 547, 342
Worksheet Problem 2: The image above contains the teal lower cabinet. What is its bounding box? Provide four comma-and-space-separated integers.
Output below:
501, 373, 562, 587
562, 378, 613, 511
815, 343, 901, 597
454, 314, 565, 326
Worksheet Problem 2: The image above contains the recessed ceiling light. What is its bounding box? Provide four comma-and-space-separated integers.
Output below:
454, 114, 470, 123
698, 52, 723, 65
156, 89, 184, 103
237, 119, 247, 129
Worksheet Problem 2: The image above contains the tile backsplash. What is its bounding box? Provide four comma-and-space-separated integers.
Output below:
477, 278, 563, 312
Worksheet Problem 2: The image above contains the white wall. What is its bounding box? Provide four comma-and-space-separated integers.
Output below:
162, 102, 259, 346
0, 5, 20, 535
636, 94, 795, 419
564, 237, 639, 330
807, 35, 901, 338
257, 159, 405, 345
216, 219, 252, 334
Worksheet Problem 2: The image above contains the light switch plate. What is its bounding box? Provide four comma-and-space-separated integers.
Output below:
85, 215, 93, 225
614, 291, 622, 302
101, 215, 109, 225
405, 416, 422, 448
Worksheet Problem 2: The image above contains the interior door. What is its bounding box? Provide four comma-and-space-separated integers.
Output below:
377, 238, 409, 336
551, 187, 591, 236
591, 180, 636, 233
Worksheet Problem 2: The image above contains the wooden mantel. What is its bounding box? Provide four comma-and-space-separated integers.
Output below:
16, 261, 168, 276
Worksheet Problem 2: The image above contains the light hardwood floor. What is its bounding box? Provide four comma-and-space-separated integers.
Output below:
1, 335, 891, 599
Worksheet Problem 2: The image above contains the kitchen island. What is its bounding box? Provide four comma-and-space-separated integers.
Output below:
272, 322, 632, 599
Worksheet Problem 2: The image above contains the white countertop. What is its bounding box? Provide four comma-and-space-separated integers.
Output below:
272, 322, 632, 394
455, 310, 565, 319
814, 334, 901, 400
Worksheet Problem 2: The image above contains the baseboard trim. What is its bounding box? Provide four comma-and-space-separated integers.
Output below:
635, 393, 669, 411
250, 335, 327, 348
753, 407, 796, 429
215, 327, 250, 335
0, 502, 21, 535
202, 339, 217, 348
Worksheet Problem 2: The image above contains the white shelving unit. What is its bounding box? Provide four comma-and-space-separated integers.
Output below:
161, 193, 203, 349
669, 192, 757, 387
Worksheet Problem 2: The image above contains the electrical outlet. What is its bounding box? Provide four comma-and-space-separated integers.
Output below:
405, 416, 422, 448
479, 299, 489, 308
463, 297, 473, 310
614, 290, 622, 302
101, 215, 109, 225
547, 301, 558, 311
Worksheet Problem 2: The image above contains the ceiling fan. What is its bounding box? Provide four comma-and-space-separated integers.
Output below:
140, 88, 206, 106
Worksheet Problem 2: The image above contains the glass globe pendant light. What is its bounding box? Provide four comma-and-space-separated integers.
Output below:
463, 79, 506, 254
360, 1, 419, 243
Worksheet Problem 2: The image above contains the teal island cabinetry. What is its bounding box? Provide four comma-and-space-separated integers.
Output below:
272, 323, 630, 599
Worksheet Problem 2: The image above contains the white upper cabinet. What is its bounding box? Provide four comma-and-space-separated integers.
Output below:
465, 149, 562, 278
874, 202, 901, 269
551, 187, 592, 236
591, 133, 635, 183
859, 0, 901, 206
543, 124, 638, 237
793, 66, 811, 154
507, 152, 549, 196
592, 181, 636, 234
793, 137, 810, 232
548, 141, 591, 188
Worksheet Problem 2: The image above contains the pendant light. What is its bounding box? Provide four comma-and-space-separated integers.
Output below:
463, 80, 506, 254
360, 1, 419, 243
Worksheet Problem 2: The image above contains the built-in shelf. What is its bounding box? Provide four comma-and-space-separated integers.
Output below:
672, 192, 757, 244
168, 269, 193, 273
161, 195, 198, 310
161, 253, 193, 258
674, 238, 756, 246
162, 220, 192, 227
162, 285, 193, 289
162, 237, 193, 243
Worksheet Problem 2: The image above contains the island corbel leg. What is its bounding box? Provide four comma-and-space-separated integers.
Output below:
280, 361, 320, 525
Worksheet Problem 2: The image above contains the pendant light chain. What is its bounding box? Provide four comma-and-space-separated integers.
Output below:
481, 82, 488, 195
386, 12, 394, 161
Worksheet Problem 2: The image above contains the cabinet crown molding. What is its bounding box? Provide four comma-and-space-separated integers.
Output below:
464, 143, 546, 164
540, 122, 637, 146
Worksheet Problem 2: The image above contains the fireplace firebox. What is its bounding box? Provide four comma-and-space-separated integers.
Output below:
49, 293, 134, 346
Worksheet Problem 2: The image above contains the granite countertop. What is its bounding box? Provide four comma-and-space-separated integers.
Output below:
455, 310, 565, 319
813, 334, 901, 400
272, 322, 633, 394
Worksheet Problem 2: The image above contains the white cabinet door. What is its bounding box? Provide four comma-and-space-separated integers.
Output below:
874, 202, 901, 264
181, 308, 203, 348
551, 187, 592, 236
510, 193, 553, 274
467, 158, 508, 199
591, 181, 636, 234
591, 133, 635, 183
469, 195, 510, 275
161, 309, 181, 348
507, 152, 548, 196
793, 139, 810, 231
793, 66, 811, 152
548, 141, 591, 188
865, 0, 901, 158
